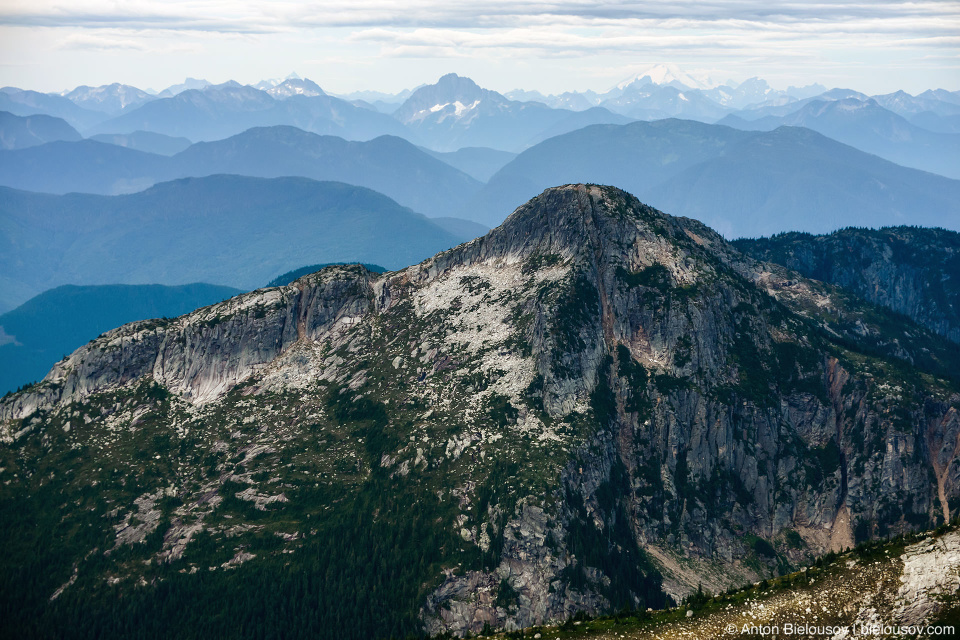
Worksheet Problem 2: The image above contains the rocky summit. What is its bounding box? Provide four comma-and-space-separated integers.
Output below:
3, 184, 960, 638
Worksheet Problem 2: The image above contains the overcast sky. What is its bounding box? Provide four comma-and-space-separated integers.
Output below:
1, 0, 957, 95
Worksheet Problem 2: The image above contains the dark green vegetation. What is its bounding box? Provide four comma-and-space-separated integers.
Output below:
266, 263, 387, 288
0, 283, 242, 394
735, 226, 960, 344
0, 390, 463, 640
463, 119, 960, 235
0, 175, 464, 312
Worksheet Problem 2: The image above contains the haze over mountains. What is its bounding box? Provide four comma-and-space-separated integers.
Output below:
5, 64, 957, 163
462, 120, 960, 236
3, 57, 960, 639
2, 63, 958, 325
0, 175, 469, 313
0, 128, 484, 218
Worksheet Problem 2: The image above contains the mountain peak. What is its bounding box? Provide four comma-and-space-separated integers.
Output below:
460, 184, 699, 270
393, 73, 491, 125
617, 63, 719, 91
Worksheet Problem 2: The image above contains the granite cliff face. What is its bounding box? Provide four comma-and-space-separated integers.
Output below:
735, 227, 960, 344
3, 185, 960, 638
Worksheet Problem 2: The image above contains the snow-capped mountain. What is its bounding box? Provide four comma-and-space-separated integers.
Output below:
504, 89, 598, 111
616, 63, 720, 91
62, 83, 156, 115
703, 77, 777, 110
393, 73, 493, 125
392, 73, 622, 151
599, 84, 729, 121
253, 72, 304, 91
265, 78, 325, 99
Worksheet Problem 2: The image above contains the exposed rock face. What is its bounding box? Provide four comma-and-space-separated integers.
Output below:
3, 185, 960, 638
735, 227, 960, 343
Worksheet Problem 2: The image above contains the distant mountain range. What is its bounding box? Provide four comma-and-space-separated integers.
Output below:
0, 283, 242, 395
88, 131, 192, 156
61, 83, 155, 116
0, 175, 472, 312
86, 83, 412, 143
391, 73, 631, 152
461, 119, 960, 237
10, 111, 946, 242
0, 88, 105, 130
0, 111, 81, 149
421, 146, 517, 182
5, 66, 958, 169
717, 98, 960, 178
0, 126, 484, 218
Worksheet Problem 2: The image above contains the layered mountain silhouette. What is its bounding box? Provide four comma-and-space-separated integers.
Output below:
719, 98, 960, 178
0, 88, 105, 130
462, 119, 960, 237
89, 131, 192, 156
88, 84, 411, 142
0, 175, 469, 312
0, 111, 81, 149
62, 83, 156, 116
392, 73, 629, 152
0, 126, 483, 217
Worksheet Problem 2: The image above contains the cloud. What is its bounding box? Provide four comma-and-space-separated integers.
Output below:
2, 0, 954, 66
1, 0, 955, 94
1, 0, 956, 34
59, 32, 148, 51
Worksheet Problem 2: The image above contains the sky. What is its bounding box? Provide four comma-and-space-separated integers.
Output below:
0, 0, 958, 96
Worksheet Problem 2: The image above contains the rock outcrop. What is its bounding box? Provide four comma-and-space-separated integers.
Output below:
735, 227, 960, 343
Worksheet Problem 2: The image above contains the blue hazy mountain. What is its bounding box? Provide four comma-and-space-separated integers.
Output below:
421, 146, 517, 182
89, 84, 412, 142
169, 127, 482, 217
461, 119, 960, 238
522, 106, 634, 146
392, 73, 593, 152
62, 83, 156, 116
0, 283, 242, 394
0, 175, 469, 312
0, 111, 82, 149
646, 126, 960, 237
0, 139, 169, 194
89, 131, 192, 156
0, 88, 106, 130
0, 126, 483, 217
718, 98, 960, 179
464, 119, 747, 226
599, 83, 729, 121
